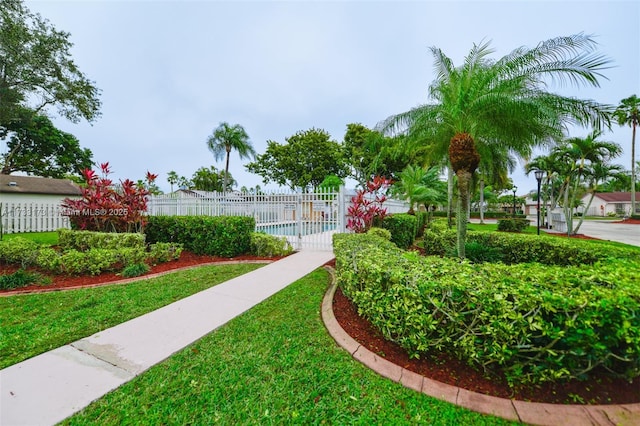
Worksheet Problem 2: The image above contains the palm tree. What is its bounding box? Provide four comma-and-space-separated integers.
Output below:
573, 161, 623, 232
613, 95, 639, 215
206, 122, 255, 194
552, 130, 621, 234
167, 170, 179, 193
380, 34, 612, 258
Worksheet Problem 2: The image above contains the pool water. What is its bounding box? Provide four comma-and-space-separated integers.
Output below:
256, 222, 336, 236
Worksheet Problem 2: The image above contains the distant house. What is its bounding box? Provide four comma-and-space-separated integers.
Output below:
0, 175, 82, 204
578, 192, 640, 217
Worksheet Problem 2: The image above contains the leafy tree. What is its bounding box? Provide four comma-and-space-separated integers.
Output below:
319, 174, 344, 191
0, 110, 92, 177
167, 170, 179, 193
190, 166, 234, 192
380, 34, 612, 258
246, 128, 349, 191
0, 0, 101, 126
613, 94, 639, 214
206, 122, 255, 194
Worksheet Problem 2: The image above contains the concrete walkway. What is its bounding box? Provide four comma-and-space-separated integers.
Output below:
0, 250, 335, 426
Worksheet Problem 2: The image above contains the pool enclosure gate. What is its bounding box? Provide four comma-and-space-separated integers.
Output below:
147, 187, 409, 251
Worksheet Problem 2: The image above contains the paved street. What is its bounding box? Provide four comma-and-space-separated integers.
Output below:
558, 219, 639, 246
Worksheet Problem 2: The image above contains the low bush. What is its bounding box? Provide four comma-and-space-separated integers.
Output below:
496, 218, 530, 232
0, 269, 46, 290
249, 232, 293, 257
366, 227, 391, 241
121, 263, 151, 278
414, 211, 428, 237
382, 213, 417, 249
147, 242, 183, 264
459, 241, 503, 263
426, 219, 450, 233
145, 216, 254, 257
58, 229, 145, 251
0, 237, 40, 267
333, 233, 640, 386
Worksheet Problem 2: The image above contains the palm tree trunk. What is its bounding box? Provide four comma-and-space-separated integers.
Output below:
456, 170, 471, 259
224, 152, 230, 195
447, 167, 454, 228
631, 122, 636, 215
479, 179, 485, 224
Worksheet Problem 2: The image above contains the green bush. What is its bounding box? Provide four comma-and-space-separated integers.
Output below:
121, 263, 151, 278
58, 229, 145, 251
366, 227, 392, 241
145, 216, 254, 257
147, 242, 183, 264
461, 241, 504, 263
249, 232, 294, 257
426, 219, 450, 233
496, 218, 530, 232
382, 213, 417, 249
0, 269, 45, 290
0, 237, 40, 267
414, 211, 428, 237
333, 233, 640, 386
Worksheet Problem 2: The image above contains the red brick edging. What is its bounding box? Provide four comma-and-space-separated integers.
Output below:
320, 267, 640, 426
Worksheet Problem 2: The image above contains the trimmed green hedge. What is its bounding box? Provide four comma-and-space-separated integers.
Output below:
422, 229, 638, 265
0, 236, 182, 276
496, 218, 530, 232
249, 232, 293, 257
145, 216, 255, 257
58, 229, 145, 251
333, 233, 640, 386
382, 213, 417, 249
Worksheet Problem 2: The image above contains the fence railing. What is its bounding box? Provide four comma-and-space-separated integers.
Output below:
0, 202, 71, 234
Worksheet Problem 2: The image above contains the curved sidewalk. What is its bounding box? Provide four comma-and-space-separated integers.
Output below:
0, 250, 335, 426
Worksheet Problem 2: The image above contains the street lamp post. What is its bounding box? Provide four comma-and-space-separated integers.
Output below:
534, 170, 544, 235
512, 186, 518, 219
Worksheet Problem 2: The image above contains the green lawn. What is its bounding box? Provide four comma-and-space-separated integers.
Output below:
59, 268, 513, 425
1, 231, 59, 245
0, 263, 264, 369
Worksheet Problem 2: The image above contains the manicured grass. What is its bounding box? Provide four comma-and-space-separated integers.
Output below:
1, 231, 58, 245
61, 269, 514, 425
0, 263, 264, 369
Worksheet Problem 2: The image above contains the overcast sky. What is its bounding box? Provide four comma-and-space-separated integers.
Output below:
19, 0, 640, 195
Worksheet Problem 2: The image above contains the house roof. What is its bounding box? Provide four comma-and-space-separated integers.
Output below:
0, 175, 82, 196
594, 192, 640, 203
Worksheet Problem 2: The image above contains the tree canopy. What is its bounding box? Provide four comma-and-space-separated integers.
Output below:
246, 128, 349, 191
0, 0, 101, 125
0, 109, 92, 177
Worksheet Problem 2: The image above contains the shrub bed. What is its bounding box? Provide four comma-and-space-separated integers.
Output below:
333, 233, 640, 386
58, 229, 146, 251
249, 232, 293, 257
496, 218, 530, 232
422, 229, 637, 265
145, 216, 254, 257
0, 235, 182, 276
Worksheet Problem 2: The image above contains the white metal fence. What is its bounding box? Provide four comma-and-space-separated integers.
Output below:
0, 202, 71, 234
148, 187, 409, 251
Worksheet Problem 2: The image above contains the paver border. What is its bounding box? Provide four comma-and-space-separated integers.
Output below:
321, 268, 640, 426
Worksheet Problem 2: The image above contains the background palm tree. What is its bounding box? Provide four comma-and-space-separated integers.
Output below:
167, 170, 179, 193
614, 95, 639, 215
381, 34, 612, 258
206, 122, 255, 194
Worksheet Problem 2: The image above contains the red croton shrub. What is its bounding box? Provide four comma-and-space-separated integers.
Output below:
61, 162, 158, 233
346, 176, 392, 233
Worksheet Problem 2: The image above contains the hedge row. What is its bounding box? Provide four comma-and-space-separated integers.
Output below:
145, 216, 254, 257
58, 229, 145, 250
381, 213, 417, 249
422, 229, 638, 266
0, 236, 182, 276
333, 233, 640, 385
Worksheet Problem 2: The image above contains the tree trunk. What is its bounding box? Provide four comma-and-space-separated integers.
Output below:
631, 122, 636, 215
447, 167, 454, 229
456, 170, 471, 259
479, 179, 485, 224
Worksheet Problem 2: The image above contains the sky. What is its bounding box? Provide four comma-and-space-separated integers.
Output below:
15, 0, 640, 195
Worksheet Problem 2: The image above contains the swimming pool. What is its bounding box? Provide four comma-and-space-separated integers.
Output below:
256, 222, 336, 236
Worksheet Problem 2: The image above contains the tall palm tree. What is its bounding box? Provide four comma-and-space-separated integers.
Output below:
552, 130, 621, 234
613, 95, 639, 215
206, 122, 255, 194
573, 161, 623, 232
380, 34, 612, 258
167, 170, 179, 193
